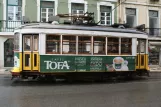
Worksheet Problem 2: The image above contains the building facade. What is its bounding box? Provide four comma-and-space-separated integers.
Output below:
0, 0, 161, 68
118, 0, 161, 69
0, 0, 118, 67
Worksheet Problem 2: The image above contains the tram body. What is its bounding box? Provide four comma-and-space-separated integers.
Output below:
11, 23, 149, 80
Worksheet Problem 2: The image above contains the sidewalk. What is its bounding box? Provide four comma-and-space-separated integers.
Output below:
0, 68, 11, 75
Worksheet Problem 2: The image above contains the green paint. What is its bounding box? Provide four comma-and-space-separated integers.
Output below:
25, 0, 37, 21
14, 52, 20, 67
40, 55, 135, 72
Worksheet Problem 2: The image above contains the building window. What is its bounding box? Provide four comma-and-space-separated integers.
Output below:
149, 10, 159, 36
121, 38, 132, 55
78, 36, 91, 54
107, 38, 119, 55
41, 1, 55, 22
93, 37, 106, 55
46, 35, 60, 54
126, 8, 136, 27
7, 0, 22, 21
62, 36, 76, 54
71, 3, 84, 16
100, 6, 112, 25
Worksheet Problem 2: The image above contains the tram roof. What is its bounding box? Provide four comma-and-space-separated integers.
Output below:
15, 23, 147, 35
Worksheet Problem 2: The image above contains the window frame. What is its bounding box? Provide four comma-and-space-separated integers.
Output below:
125, 8, 137, 27
121, 38, 132, 55
7, 0, 22, 21
107, 37, 119, 55
100, 5, 112, 26
78, 36, 92, 55
93, 36, 106, 55
62, 35, 76, 54
40, 1, 55, 22
46, 35, 61, 54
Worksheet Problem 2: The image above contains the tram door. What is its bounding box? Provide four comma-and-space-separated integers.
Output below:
136, 39, 147, 69
22, 35, 39, 71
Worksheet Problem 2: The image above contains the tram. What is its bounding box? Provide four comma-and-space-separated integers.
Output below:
11, 14, 150, 80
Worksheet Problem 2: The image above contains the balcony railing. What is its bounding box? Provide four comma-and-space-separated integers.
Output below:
0, 20, 23, 32
145, 28, 161, 37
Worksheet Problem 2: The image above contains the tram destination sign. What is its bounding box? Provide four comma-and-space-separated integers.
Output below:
40, 55, 136, 72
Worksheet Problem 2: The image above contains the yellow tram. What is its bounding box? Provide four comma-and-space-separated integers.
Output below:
11, 16, 149, 80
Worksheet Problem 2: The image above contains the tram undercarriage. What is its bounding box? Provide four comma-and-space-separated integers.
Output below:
11, 70, 150, 81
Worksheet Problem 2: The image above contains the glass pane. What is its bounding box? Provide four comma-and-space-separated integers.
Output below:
108, 38, 119, 54
101, 21, 105, 24
106, 21, 110, 25
121, 38, 132, 54
78, 36, 91, 54
93, 37, 105, 54
140, 40, 146, 53
100, 6, 111, 12
63, 36, 76, 54
71, 3, 84, 10
24, 36, 31, 51
79, 10, 84, 14
41, 8, 46, 12
8, 0, 22, 5
14, 33, 19, 51
41, 13, 46, 17
46, 35, 60, 54
49, 9, 54, 12
41, 18, 46, 22
149, 10, 158, 17
126, 8, 136, 15
72, 10, 77, 14
101, 12, 105, 16
107, 17, 110, 20
106, 13, 110, 16
101, 17, 105, 20
33, 36, 39, 51
126, 15, 136, 27
41, 1, 54, 8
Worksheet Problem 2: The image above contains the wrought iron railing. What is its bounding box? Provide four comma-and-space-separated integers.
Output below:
145, 28, 161, 36
0, 20, 23, 32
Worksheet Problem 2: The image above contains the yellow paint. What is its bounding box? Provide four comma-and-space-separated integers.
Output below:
32, 52, 39, 71
23, 52, 39, 71
136, 54, 149, 71
11, 67, 20, 73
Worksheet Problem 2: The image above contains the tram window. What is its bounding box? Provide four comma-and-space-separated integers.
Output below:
78, 36, 91, 54
107, 38, 119, 55
93, 37, 106, 55
121, 38, 132, 55
24, 36, 31, 51
46, 35, 60, 54
33, 35, 39, 51
14, 33, 19, 51
140, 40, 146, 53
62, 36, 76, 54
137, 40, 140, 53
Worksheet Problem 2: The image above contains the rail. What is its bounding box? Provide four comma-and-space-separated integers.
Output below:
0, 20, 23, 32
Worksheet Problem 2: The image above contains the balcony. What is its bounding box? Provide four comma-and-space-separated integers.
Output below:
145, 28, 161, 37
0, 20, 22, 32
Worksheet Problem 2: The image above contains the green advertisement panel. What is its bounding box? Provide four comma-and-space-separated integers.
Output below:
40, 55, 136, 73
